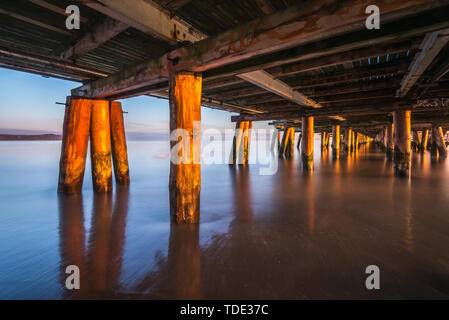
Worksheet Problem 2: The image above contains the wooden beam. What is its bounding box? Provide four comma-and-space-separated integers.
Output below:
237, 70, 322, 108
0, 8, 71, 35
157, 0, 193, 13
73, 0, 449, 98
267, 41, 418, 78
59, 17, 128, 60
81, 0, 206, 44
396, 31, 449, 97
28, 0, 88, 22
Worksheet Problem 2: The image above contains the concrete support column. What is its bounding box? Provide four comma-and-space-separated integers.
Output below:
393, 110, 411, 177
58, 97, 92, 194
386, 123, 394, 159
301, 116, 314, 170
110, 101, 130, 185
332, 124, 340, 158
169, 72, 202, 224
90, 100, 113, 192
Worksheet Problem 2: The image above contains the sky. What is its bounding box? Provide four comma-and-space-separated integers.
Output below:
0, 68, 267, 138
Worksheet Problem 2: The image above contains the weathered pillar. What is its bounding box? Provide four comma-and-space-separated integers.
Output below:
301, 116, 314, 170
386, 123, 394, 159
285, 127, 295, 158
332, 124, 340, 158
110, 101, 130, 185
231, 121, 245, 164
90, 100, 113, 192
343, 128, 352, 153
421, 129, 429, 152
169, 72, 202, 224
242, 121, 250, 164
58, 97, 92, 194
244, 121, 253, 164
393, 110, 411, 177
296, 132, 302, 150
431, 126, 447, 158
321, 132, 326, 151
325, 131, 331, 150
279, 127, 289, 157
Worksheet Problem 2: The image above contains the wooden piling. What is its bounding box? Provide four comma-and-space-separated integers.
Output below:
421, 129, 429, 152
110, 101, 130, 185
301, 116, 314, 170
386, 123, 394, 159
91, 100, 113, 192
287, 127, 295, 158
243, 121, 252, 164
332, 124, 340, 158
321, 132, 326, 151
279, 127, 289, 157
393, 110, 411, 177
231, 121, 245, 164
58, 97, 92, 194
431, 126, 447, 158
169, 72, 202, 224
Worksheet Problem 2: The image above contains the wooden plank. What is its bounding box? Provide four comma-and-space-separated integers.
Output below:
82, 0, 206, 44
237, 70, 322, 108
59, 17, 128, 60
396, 31, 449, 97
73, 0, 449, 98
0, 8, 71, 35
28, 0, 88, 22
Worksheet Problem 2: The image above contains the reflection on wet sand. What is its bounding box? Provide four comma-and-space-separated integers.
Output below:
59, 186, 129, 299
55, 143, 449, 299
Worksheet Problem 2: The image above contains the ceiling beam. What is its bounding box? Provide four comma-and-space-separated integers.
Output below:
237, 70, 322, 108
396, 30, 449, 97
80, 0, 206, 44
73, 0, 449, 98
59, 17, 128, 60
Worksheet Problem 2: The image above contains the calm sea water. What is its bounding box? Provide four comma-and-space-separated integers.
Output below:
0, 140, 449, 299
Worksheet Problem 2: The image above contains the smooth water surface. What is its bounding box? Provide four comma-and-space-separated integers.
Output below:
0, 141, 449, 299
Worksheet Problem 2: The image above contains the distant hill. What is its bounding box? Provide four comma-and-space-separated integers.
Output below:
0, 134, 61, 141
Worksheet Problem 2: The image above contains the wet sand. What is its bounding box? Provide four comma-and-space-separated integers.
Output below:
0, 141, 448, 299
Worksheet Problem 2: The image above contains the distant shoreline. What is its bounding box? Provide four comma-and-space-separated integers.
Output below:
0, 134, 62, 141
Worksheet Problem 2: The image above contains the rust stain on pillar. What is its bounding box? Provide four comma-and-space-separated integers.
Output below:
169, 72, 202, 224
393, 110, 411, 177
301, 116, 314, 170
91, 100, 113, 192
110, 101, 130, 185
58, 97, 92, 194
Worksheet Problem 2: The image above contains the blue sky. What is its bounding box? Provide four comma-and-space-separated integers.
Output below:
0, 68, 245, 135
